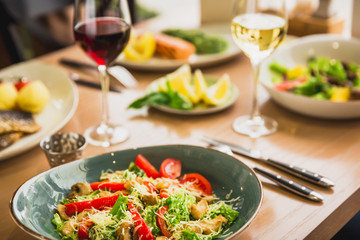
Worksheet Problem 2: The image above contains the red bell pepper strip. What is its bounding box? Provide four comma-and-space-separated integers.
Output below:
78, 218, 94, 239
135, 154, 160, 178
156, 206, 172, 238
128, 201, 154, 240
65, 194, 119, 215
90, 180, 126, 191
159, 189, 169, 199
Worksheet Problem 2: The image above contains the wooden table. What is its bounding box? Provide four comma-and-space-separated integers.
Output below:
1, 12, 360, 238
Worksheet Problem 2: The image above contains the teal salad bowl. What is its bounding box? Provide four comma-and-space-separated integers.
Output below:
10, 145, 263, 239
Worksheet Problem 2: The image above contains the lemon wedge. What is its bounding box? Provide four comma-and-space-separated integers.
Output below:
193, 69, 207, 100
158, 64, 192, 92
157, 64, 199, 103
124, 32, 156, 61
204, 73, 231, 106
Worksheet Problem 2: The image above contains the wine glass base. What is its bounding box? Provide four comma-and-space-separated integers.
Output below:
84, 123, 129, 147
232, 115, 278, 138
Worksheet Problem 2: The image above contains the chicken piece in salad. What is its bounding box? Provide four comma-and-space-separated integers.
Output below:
52, 154, 240, 240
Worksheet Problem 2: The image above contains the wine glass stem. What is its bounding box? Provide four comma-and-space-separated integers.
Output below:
250, 59, 261, 120
98, 65, 110, 127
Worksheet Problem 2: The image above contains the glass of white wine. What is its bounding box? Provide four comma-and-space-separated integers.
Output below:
232, 0, 287, 138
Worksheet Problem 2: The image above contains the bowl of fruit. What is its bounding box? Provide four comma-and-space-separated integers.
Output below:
259, 34, 360, 119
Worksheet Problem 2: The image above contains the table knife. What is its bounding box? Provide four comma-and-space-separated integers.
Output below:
253, 167, 324, 202
69, 73, 121, 92
211, 144, 324, 202
59, 58, 138, 88
202, 136, 335, 188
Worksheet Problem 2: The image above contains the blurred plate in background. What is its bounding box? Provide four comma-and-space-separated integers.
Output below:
260, 34, 360, 119
117, 23, 241, 71
0, 61, 78, 161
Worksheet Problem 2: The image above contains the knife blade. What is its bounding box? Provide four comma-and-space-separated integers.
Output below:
59, 58, 138, 88
69, 73, 122, 92
202, 136, 335, 188
211, 144, 324, 202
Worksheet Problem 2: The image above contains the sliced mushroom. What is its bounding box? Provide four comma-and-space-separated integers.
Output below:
67, 182, 92, 199
155, 180, 170, 190
201, 215, 228, 234
61, 218, 77, 236
99, 190, 113, 198
61, 209, 95, 236
190, 199, 208, 220
116, 221, 136, 240
184, 215, 228, 235
195, 194, 214, 203
156, 237, 168, 240
141, 193, 158, 206
57, 204, 69, 220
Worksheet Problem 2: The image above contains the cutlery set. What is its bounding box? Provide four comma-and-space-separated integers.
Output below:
202, 136, 335, 202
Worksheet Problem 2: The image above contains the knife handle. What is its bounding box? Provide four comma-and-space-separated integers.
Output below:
60, 58, 97, 70
267, 159, 334, 188
253, 167, 324, 202
74, 79, 121, 92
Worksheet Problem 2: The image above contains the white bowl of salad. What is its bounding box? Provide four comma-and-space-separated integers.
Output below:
259, 34, 360, 119
10, 145, 262, 240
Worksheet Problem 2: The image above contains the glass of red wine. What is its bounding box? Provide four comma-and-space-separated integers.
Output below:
73, 0, 131, 147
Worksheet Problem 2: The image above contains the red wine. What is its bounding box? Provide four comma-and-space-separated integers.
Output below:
74, 17, 131, 66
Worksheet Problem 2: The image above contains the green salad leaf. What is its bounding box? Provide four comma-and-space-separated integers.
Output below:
128, 92, 170, 109
143, 205, 162, 236
269, 61, 288, 75
208, 202, 239, 227
162, 29, 228, 54
110, 194, 128, 220
128, 82, 193, 110
165, 191, 196, 226
128, 162, 145, 177
52, 213, 79, 240
308, 57, 347, 82
291, 75, 325, 96
181, 229, 201, 240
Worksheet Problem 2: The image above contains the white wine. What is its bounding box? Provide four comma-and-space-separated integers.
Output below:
231, 13, 286, 61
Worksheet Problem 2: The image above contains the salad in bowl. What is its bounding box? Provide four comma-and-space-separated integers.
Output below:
10, 145, 262, 240
53, 155, 239, 240
260, 34, 360, 119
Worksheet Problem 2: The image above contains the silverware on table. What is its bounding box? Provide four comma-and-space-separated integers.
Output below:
202, 136, 335, 188
210, 144, 324, 202
59, 58, 138, 88
69, 73, 122, 92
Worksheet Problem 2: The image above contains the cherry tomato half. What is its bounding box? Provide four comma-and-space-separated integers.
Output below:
156, 205, 172, 238
135, 154, 160, 178
180, 173, 212, 196
160, 158, 182, 179
274, 76, 307, 91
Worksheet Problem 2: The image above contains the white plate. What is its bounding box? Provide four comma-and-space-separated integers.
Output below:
116, 23, 241, 71
0, 61, 78, 161
260, 34, 360, 119
145, 76, 239, 115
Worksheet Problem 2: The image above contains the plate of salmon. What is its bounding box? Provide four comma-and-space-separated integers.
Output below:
116, 24, 241, 71
0, 61, 78, 161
